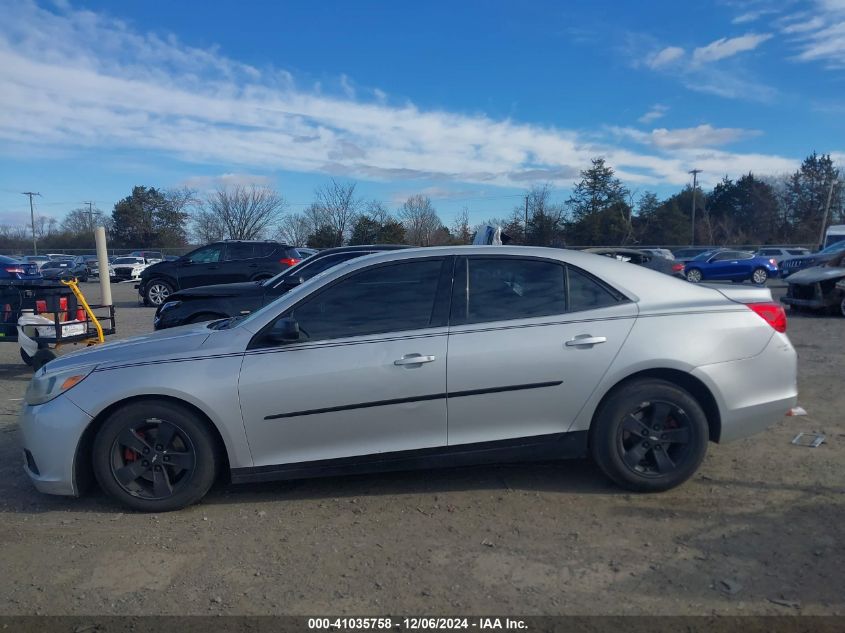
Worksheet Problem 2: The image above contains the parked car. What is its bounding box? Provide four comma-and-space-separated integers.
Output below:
20, 246, 797, 511
779, 240, 845, 277
137, 240, 301, 306
639, 248, 675, 260
683, 249, 778, 284
780, 251, 845, 317
39, 258, 88, 281
585, 248, 684, 277
672, 247, 713, 263
109, 256, 150, 282
20, 255, 51, 270
129, 250, 164, 264
754, 247, 811, 263
0, 255, 41, 280
154, 245, 408, 330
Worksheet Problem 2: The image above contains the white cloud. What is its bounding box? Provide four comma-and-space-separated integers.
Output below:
0, 0, 808, 192
647, 46, 684, 68
180, 173, 274, 192
780, 1, 845, 68
692, 33, 773, 64
638, 104, 669, 124
609, 124, 762, 149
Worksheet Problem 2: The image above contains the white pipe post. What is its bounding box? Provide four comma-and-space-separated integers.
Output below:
94, 226, 112, 306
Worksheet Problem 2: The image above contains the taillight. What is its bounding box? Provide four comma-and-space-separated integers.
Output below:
4, 266, 25, 274
748, 302, 787, 333
279, 257, 300, 267
671, 263, 685, 272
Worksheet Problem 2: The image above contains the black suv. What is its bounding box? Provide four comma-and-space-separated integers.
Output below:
137, 240, 301, 306
153, 245, 407, 329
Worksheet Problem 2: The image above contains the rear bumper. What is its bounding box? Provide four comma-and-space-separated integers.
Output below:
692, 331, 797, 443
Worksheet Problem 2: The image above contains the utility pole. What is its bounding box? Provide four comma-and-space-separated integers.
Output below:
817, 177, 837, 249
22, 191, 41, 255
688, 169, 702, 246
524, 195, 529, 244
83, 201, 96, 232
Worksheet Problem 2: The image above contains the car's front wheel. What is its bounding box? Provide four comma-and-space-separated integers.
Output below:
590, 379, 709, 492
751, 267, 768, 285
145, 280, 173, 307
685, 268, 703, 283
92, 401, 218, 512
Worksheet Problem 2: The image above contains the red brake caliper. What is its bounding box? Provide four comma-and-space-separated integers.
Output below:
124, 430, 144, 461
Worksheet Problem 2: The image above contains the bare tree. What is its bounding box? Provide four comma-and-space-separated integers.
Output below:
312, 179, 362, 246
62, 207, 108, 235
204, 185, 286, 241
276, 212, 312, 246
191, 207, 227, 244
400, 194, 443, 246
452, 207, 472, 244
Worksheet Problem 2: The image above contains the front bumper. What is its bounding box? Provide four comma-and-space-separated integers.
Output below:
18, 394, 93, 496
692, 331, 797, 443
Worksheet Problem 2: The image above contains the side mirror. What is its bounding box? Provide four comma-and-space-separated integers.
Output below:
267, 317, 300, 344
282, 274, 305, 289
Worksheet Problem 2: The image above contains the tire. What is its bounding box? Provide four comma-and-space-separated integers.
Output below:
685, 268, 703, 283
20, 347, 33, 366
31, 349, 56, 371
840, 295, 845, 318
92, 401, 218, 512
144, 280, 173, 307
751, 268, 768, 285
590, 379, 709, 492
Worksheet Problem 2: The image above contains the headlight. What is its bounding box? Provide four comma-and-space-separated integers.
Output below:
25, 365, 95, 406
160, 300, 182, 312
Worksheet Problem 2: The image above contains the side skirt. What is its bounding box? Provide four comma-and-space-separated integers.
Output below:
230, 431, 588, 484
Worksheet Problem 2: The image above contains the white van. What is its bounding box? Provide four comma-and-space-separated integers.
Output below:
824, 225, 845, 249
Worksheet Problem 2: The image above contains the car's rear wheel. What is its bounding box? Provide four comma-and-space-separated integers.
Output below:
590, 379, 709, 492
145, 280, 173, 307
839, 295, 845, 318
751, 268, 768, 285
685, 268, 703, 283
92, 401, 218, 512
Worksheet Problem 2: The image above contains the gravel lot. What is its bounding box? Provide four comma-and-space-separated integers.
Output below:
0, 279, 843, 616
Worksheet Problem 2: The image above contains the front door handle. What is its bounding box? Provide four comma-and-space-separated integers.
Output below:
565, 335, 607, 347
394, 354, 436, 366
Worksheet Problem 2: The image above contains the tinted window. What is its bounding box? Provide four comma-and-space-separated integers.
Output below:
299, 252, 367, 281
255, 243, 279, 257
567, 266, 620, 312
225, 243, 256, 261
188, 245, 222, 263
787, 249, 808, 255
287, 259, 443, 341
710, 252, 735, 261
454, 258, 566, 324
759, 249, 779, 256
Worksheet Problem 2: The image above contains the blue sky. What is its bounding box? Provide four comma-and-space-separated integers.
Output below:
0, 0, 843, 230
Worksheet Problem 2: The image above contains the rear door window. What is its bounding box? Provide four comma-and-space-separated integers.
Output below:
224, 243, 257, 261
566, 266, 621, 313
451, 257, 567, 324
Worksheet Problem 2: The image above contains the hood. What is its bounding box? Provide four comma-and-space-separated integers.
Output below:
140, 260, 171, 277
786, 265, 845, 285
43, 323, 212, 373
173, 281, 264, 300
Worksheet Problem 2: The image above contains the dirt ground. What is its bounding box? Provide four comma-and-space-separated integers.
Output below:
0, 280, 842, 616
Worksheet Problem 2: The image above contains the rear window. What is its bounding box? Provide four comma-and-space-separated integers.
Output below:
254, 243, 282, 257
566, 266, 620, 312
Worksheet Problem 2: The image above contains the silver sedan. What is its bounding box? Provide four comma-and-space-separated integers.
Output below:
19, 246, 797, 511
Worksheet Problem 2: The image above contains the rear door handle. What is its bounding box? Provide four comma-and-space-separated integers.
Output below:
565, 335, 607, 347
394, 354, 436, 366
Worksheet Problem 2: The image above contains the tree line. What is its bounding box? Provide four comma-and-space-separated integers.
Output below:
1, 152, 841, 253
